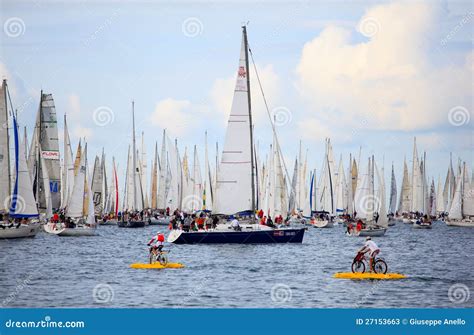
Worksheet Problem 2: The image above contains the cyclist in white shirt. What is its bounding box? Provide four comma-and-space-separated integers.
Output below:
358, 236, 380, 272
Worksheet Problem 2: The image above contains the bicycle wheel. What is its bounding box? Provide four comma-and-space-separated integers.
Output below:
159, 253, 169, 266
351, 261, 365, 273
373, 259, 388, 274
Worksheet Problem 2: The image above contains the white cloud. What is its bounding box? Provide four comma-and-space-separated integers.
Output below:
150, 98, 208, 137
72, 125, 93, 140
296, 1, 473, 134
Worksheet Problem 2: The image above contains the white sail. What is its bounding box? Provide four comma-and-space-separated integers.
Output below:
0, 80, 11, 211
274, 138, 288, 217
140, 132, 148, 208
334, 156, 346, 215
9, 117, 38, 218
411, 138, 423, 212
203, 132, 213, 211
398, 158, 411, 213
448, 166, 463, 220
157, 130, 167, 209
66, 145, 86, 218
150, 142, 158, 209
86, 157, 95, 224
91, 155, 103, 215
40, 149, 53, 219
192, 145, 203, 211
375, 161, 388, 228
37, 93, 61, 210
436, 176, 445, 213
61, 115, 75, 208
214, 30, 254, 215
389, 164, 397, 214
462, 163, 474, 216
354, 160, 369, 219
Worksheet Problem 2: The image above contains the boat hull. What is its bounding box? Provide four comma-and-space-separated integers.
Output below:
44, 223, 97, 236
0, 224, 40, 239
100, 219, 118, 226
313, 220, 333, 228
149, 217, 170, 226
358, 228, 386, 237
413, 222, 432, 229
168, 228, 305, 244
118, 220, 145, 228
446, 220, 474, 227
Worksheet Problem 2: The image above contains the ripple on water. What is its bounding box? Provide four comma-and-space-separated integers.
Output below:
0, 221, 473, 307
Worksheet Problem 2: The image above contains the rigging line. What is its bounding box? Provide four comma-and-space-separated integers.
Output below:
248, 45, 297, 209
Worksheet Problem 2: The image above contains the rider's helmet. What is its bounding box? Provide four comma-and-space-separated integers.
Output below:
365, 236, 372, 241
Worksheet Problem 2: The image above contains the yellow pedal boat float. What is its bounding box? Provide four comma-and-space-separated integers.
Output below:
333, 272, 406, 280
130, 263, 185, 269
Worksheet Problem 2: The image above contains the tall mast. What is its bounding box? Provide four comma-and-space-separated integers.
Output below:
132, 100, 137, 210
243, 25, 256, 213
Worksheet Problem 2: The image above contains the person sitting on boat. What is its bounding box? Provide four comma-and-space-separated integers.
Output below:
266, 216, 275, 228
358, 237, 380, 272
231, 217, 241, 231
347, 222, 354, 235
356, 220, 363, 232
148, 231, 165, 256
258, 209, 264, 219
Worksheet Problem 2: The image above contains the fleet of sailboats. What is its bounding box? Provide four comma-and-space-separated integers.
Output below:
0, 28, 472, 242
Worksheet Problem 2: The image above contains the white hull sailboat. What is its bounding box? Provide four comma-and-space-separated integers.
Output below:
0, 81, 42, 239
446, 162, 474, 228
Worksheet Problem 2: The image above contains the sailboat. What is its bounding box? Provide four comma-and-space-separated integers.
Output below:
28, 91, 61, 213
387, 163, 397, 226
0, 91, 41, 239
313, 139, 334, 228
44, 143, 97, 236
118, 101, 145, 228
353, 156, 386, 237
101, 157, 119, 225
168, 26, 305, 244
446, 162, 474, 227
413, 152, 432, 229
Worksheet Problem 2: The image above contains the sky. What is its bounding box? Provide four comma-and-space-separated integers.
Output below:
0, 0, 473, 197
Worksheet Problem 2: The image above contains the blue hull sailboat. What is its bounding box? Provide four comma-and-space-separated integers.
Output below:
168, 26, 305, 244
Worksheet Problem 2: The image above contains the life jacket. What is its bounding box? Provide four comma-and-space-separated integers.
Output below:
157, 233, 165, 242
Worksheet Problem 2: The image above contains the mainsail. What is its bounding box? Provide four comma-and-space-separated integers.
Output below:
389, 163, 397, 214
214, 27, 255, 215
0, 80, 11, 211
9, 116, 38, 218
32, 93, 61, 210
